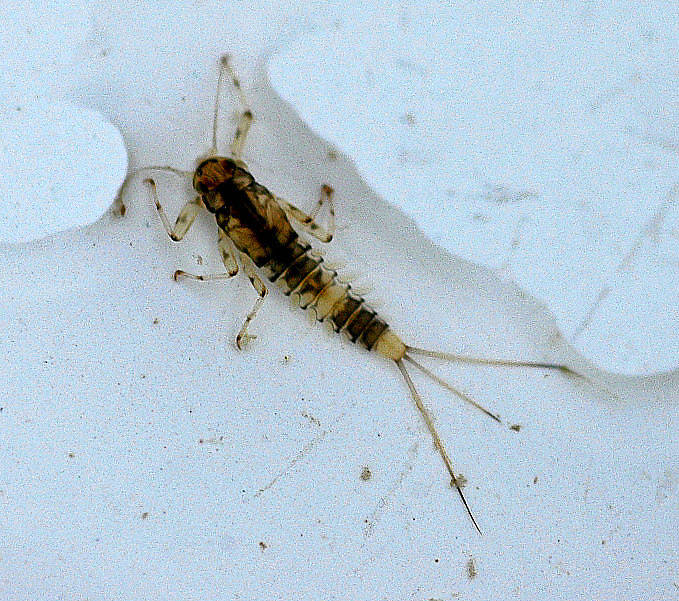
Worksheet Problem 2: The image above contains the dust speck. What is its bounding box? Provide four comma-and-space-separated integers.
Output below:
656, 468, 677, 503
453, 474, 467, 489
467, 557, 477, 579
301, 411, 320, 427
360, 466, 372, 481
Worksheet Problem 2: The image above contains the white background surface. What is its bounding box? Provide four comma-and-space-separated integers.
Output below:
269, 5, 679, 376
0, 100, 126, 244
1, 3, 678, 600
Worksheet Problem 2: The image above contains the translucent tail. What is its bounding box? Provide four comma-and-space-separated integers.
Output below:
396, 359, 482, 534
395, 345, 584, 535
406, 345, 605, 395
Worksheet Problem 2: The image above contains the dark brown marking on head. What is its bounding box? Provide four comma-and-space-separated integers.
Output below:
193, 157, 237, 193
193, 158, 238, 214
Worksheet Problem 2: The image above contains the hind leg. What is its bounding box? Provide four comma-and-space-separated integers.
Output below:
236, 252, 268, 350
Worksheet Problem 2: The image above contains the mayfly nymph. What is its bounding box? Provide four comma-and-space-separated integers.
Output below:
122, 56, 579, 533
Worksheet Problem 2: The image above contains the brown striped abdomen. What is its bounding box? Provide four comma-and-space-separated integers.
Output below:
261, 241, 392, 352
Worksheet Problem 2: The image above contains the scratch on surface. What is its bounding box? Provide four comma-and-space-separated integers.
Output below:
477, 183, 539, 204
655, 468, 677, 504
393, 57, 428, 77
499, 214, 530, 276
301, 410, 321, 427
572, 184, 678, 340
255, 428, 329, 497
627, 127, 679, 155
590, 84, 627, 112
254, 411, 345, 497
364, 442, 418, 536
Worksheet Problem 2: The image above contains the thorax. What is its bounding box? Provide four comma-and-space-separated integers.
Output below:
193, 157, 298, 266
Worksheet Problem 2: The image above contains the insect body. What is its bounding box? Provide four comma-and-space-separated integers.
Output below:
191, 155, 401, 359
125, 56, 577, 534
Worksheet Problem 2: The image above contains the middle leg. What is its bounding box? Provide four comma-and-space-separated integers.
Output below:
277, 184, 335, 243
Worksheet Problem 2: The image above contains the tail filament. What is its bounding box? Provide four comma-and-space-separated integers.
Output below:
395, 345, 587, 535
396, 359, 483, 534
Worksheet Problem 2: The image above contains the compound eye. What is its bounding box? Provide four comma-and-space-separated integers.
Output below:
193, 165, 214, 192
192, 172, 204, 192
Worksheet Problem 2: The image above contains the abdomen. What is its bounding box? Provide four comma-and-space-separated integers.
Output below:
260, 241, 405, 359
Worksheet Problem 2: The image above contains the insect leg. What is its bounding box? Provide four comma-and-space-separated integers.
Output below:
217, 229, 239, 276
276, 184, 335, 243
145, 178, 204, 242
174, 230, 240, 281
236, 252, 268, 350
118, 166, 194, 216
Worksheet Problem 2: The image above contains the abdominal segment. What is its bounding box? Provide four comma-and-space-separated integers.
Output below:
261, 241, 389, 351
